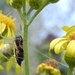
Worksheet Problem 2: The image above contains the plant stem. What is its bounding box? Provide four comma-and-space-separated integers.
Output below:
23, 25, 30, 75
27, 8, 33, 17
22, 0, 30, 75
17, 0, 50, 75
17, 9, 23, 20
27, 0, 49, 26
67, 66, 73, 75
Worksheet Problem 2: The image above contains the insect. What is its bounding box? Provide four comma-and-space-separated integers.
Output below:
1, 35, 24, 66
15, 35, 24, 66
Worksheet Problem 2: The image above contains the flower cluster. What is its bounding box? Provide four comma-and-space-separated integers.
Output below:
36, 60, 61, 75
6, 0, 59, 10
50, 25, 75, 58
0, 10, 15, 63
0, 11, 15, 49
49, 25, 75, 73
0, 11, 23, 75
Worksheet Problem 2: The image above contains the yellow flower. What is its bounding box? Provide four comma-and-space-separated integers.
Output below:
0, 11, 15, 49
49, 25, 75, 58
36, 60, 61, 75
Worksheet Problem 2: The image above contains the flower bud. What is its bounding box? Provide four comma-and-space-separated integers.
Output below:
10, 0, 22, 9
48, 0, 59, 3
28, 0, 44, 10
36, 60, 61, 75
28, 0, 59, 10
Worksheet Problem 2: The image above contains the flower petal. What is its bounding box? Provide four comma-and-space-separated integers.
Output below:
66, 25, 75, 36
50, 38, 67, 50
54, 40, 68, 54
15, 64, 23, 75
11, 29, 15, 37
0, 23, 6, 34
6, 59, 12, 71
50, 68, 58, 74
0, 42, 4, 49
66, 40, 75, 57
7, 26, 12, 37
62, 26, 69, 32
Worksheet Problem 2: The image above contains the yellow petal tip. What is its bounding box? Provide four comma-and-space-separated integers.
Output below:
62, 26, 69, 32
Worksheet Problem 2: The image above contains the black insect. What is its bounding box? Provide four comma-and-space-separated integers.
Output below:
15, 35, 24, 66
